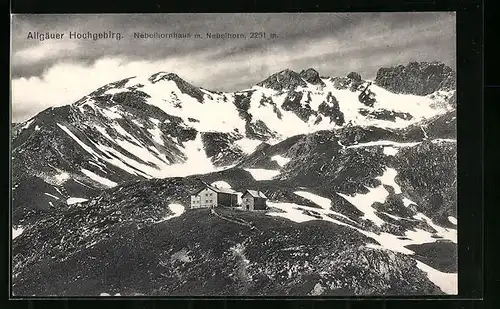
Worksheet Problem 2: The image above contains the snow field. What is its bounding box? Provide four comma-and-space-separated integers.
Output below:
244, 168, 281, 180
235, 138, 263, 155
59, 122, 225, 180
265, 187, 457, 294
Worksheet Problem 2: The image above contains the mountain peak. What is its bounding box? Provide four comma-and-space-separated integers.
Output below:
374, 61, 455, 96
149, 72, 184, 84
299, 68, 325, 87
147, 72, 205, 102
256, 69, 307, 91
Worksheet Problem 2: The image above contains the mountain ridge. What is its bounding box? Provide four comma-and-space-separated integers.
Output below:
12, 62, 456, 226
11, 61, 457, 296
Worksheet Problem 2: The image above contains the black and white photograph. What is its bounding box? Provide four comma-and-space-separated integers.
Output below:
10, 13, 457, 296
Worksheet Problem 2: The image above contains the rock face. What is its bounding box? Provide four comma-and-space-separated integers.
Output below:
201, 132, 244, 166
374, 62, 456, 96
347, 72, 362, 82
299, 68, 326, 87
358, 108, 412, 122
317, 92, 345, 126
149, 72, 205, 102
256, 69, 307, 91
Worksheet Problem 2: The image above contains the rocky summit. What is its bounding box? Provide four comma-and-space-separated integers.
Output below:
374, 62, 456, 96
11, 63, 457, 296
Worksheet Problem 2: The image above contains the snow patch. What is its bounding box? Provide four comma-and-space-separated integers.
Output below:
272, 155, 291, 167
267, 202, 318, 223
92, 128, 221, 178
57, 124, 100, 160
413, 213, 457, 243
131, 119, 144, 128
448, 216, 457, 225
347, 140, 421, 149
416, 261, 457, 295
383, 146, 398, 156
402, 197, 416, 207
267, 195, 456, 260
164, 133, 217, 177
235, 138, 263, 155
337, 186, 388, 227
267, 192, 456, 267
244, 168, 280, 180
158, 204, 185, 222
100, 292, 121, 296
431, 138, 456, 144
293, 191, 356, 222
100, 106, 122, 119
34, 125, 40, 131
21, 119, 34, 130
376, 168, 402, 194
147, 127, 164, 145
149, 118, 161, 126
325, 82, 452, 129
44, 192, 59, 200
12, 227, 24, 240
67, 197, 89, 205
294, 191, 331, 210
88, 161, 108, 173
81, 168, 117, 188
54, 171, 70, 184
211, 181, 232, 188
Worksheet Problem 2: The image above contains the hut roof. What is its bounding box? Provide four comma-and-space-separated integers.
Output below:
243, 189, 267, 199
191, 182, 238, 195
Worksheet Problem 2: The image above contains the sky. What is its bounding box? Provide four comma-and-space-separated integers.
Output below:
10, 13, 456, 122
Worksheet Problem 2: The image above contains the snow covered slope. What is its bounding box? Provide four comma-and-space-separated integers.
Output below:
11, 63, 455, 226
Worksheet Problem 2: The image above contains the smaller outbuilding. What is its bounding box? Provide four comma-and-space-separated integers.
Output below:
241, 190, 268, 210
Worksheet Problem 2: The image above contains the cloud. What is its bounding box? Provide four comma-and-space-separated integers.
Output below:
14, 41, 80, 64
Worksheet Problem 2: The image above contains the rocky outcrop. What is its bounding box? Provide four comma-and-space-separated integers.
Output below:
374, 62, 456, 96
256, 69, 307, 91
331, 72, 364, 92
245, 120, 276, 141
299, 68, 326, 87
317, 92, 345, 126
233, 92, 253, 122
347, 72, 362, 82
358, 108, 412, 122
201, 132, 244, 166
281, 91, 316, 122
149, 72, 205, 102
